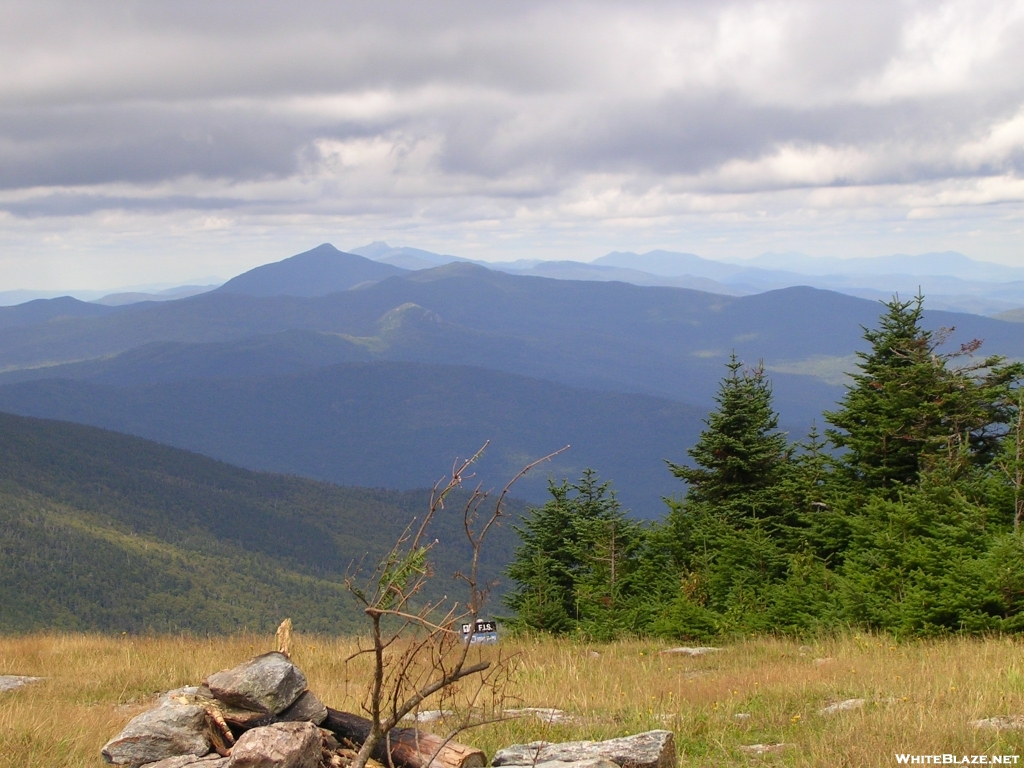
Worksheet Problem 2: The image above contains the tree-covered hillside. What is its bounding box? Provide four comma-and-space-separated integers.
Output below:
0, 412, 521, 634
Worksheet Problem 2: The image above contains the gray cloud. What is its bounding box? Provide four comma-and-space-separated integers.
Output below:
1, 0, 1024, 286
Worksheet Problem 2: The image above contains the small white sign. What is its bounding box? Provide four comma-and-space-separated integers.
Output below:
461, 619, 498, 644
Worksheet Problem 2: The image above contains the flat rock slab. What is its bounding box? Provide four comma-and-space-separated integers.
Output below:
227, 721, 322, 768
101, 702, 211, 767
657, 647, 720, 657
206, 652, 307, 716
504, 708, 579, 724
533, 759, 619, 768
0, 675, 43, 693
493, 731, 675, 768
972, 716, 1024, 731
818, 698, 865, 715
141, 756, 228, 768
739, 743, 788, 755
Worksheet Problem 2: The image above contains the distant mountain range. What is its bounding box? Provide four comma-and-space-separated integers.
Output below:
0, 411, 522, 633
6, 242, 1023, 316
347, 243, 1024, 316
2, 245, 1024, 516
592, 250, 1024, 316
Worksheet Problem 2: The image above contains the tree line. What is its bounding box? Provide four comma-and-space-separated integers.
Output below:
503, 296, 1024, 638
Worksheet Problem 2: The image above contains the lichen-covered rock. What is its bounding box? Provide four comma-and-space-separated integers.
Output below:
277, 690, 328, 725
492, 731, 675, 768
227, 722, 322, 768
101, 703, 211, 766
206, 652, 307, 715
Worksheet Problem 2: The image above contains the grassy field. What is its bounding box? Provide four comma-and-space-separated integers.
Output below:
2, 632, 1024, 766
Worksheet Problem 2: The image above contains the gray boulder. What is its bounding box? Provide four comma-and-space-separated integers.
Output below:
278, 690, 328, 725
493, 731, 675, 768
227, 722, 322, 768
101, 703, 211, 766
206, 652, 307, 715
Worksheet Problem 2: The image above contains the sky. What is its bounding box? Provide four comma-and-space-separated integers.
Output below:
2, 0, 1024, 289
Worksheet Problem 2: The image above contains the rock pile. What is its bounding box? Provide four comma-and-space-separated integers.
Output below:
102, 652, 336, 768
102, 651, 485, 768
101, 651, 675, 768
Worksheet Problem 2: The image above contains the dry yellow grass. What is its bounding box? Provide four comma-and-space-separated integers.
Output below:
2, 632, 1024, 766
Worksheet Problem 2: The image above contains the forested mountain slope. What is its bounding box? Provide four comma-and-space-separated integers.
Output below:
0, 412, 521, 633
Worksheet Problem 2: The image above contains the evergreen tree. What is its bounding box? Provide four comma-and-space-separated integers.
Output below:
778, 423, 850, 561
503, 469, 641, 636
655, 356, 829, 637
826, 294, 1021, 493
503, 480, 579, 633
568, 482, 645, 639
838, 465, 1013, 635
666, 354, 789, 518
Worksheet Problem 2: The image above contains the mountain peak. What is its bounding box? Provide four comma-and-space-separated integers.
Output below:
215, 244, 407, 298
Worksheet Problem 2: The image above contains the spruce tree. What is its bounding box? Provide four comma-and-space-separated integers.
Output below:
667, 353, 789, 517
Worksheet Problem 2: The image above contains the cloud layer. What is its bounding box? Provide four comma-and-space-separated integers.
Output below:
2, 0, 1024, 287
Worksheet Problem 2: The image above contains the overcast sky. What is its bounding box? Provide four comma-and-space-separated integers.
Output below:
2, 0, 1024, 289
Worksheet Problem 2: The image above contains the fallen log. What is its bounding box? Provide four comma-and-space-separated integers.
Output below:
323, 708, 485, 768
